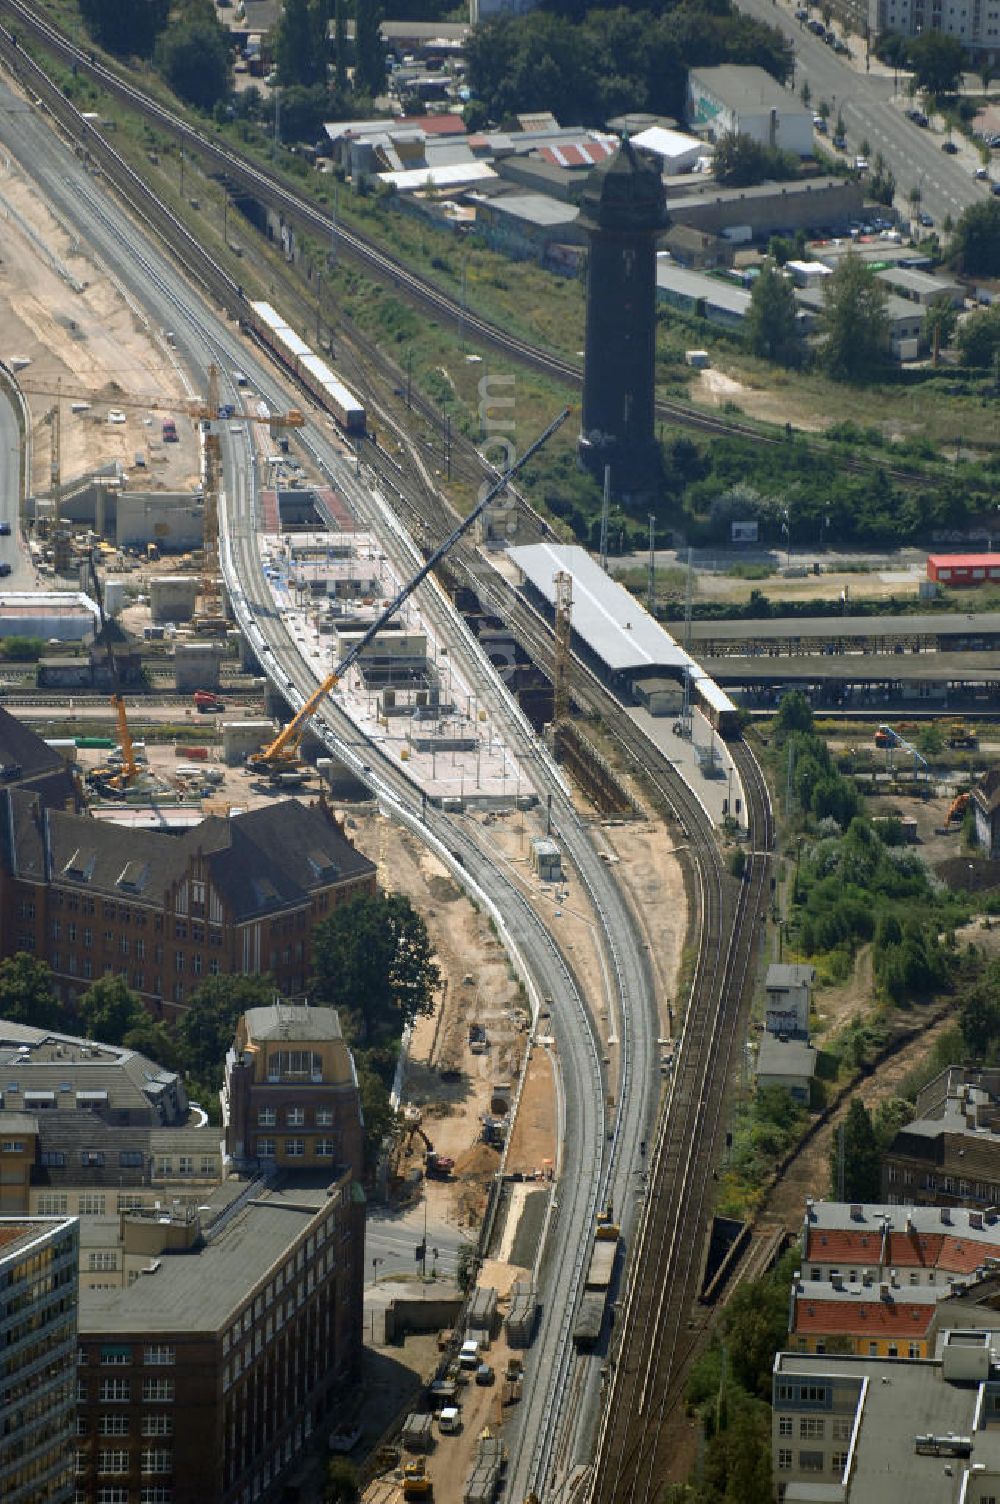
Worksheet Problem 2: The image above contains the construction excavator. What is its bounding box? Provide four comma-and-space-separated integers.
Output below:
245, 406, 570, 782
946, 791, 970, 826
396, 1116, 454, 1179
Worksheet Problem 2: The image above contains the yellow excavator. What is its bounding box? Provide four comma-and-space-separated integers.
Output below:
246, 407, 570, 782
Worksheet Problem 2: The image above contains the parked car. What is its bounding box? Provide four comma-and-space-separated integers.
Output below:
854, 156, 869, 172
919, 210, 935, 226
974, 166, 990, 179
0, 563, 11, 578
941, 140, 959, 153
833, 133, 846, 149
475, 1364, 495, 1386
0, 522, 10, 536
813, 113, 827, 133
834, 37, 850, 52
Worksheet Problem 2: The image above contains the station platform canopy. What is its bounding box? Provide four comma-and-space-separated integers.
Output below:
509, 543, 693, 676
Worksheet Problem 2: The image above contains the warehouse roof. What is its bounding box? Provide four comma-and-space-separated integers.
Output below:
655, 261, 752, 316
689, 64, 804, 114
509, 544, 692, 675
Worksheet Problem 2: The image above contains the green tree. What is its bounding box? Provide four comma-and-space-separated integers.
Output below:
774, 690, 814, 736
122, 1015, 180, 1071
818, 249, 890, 382
333, 0, 348, 91
961, 970, 1000, 1056
920, 293, 950, 360
326, 1458, 360, 1504
311, 893, 440, 1044
0, 954, 63, 1030
178, 974, 276, 1084
956, 306, 1000, 368
155, 17, 231, 110
79, 0, 169, 56
276, 0, 325, 87
800, 80, 812, 109
713, 130, 796, 187
951, 199, 1000, 276
872, 1095, 915, 1149
908, 30, 966, 95
746, 260, 803, 366
831, 1097, 881, 1200
868, 152, 896, 207
456, 1243, 477, 1294
355, 0, 387, 99
354, 1056, 397, 1166
79, 976, 146, 1046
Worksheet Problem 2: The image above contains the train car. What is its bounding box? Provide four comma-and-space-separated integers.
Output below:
573, 1228, 619, 1350
247, 301, 367, 435
692, 671, 740, 740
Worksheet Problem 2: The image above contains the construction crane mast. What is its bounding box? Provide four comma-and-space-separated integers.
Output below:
247, 407, 571, 779
86, 550, 140, 794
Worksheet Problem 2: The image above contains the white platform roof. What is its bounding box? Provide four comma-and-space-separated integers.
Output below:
509, 543, 692, 675
379, 161, 496, 192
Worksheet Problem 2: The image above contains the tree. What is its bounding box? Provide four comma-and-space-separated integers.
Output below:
868, 151, 896, 207
800, 80, 812, 110
275, 0, 325, 87
712, 130, 797, 187
908, 31, 966, 95
178, 974, 276, 1084
0, 954, 63, 1030
326, 1459, 360, 1504
354, 1056, 397, 1167
818, 249, 890, 382
830, 1097, 881, 1200
79, 0, 169, 56
923, 293, 957, 362
155, 17, 232, 110
746, 260, 803, 366
355, 0, 387, 99
907, 181, 922, 218
774, 690, 814, 736
79, 976, 146, 1046
312, 893, 440, 1043
956, 306, 1000, 368
951, 198, 1000, 276
122, 1015, 180, 1071
333, 0, 348, 92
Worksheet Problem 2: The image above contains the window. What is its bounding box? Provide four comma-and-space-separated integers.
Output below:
81, 1152, 106, 1170
831, 1452, 849, 1473
140, 1490, 173, 1504
89, 1252, 118, 1273
119, 1151, 144, 1169
178, 1157, 193, 1175
174, 952, 184, 973
208, 958, 220, 975
144, 1346, 175, 1367
97, 1491, 128, 1504
37, 1193, 69, 1214
316, 1140, 335, 1158
141, 1449, 172, 1475
83, 927, 92, 947
99, 1417, 129, 1436
268, 1049, 322, 1081
136, 938, 145, 960
142, 1379, 174, 1402
120, 937, 129, 956
142, 1415, 173, 1436
778, 1449, 793, 1471
200, 1156, 215, 1175
257, 1108, 276, 1128
286, 1107, 305, 1127
285, 1139, 305, 1157
832, 1418, 852, 1442
257, 1139, 275, 1158
101, 1345, 131, 1365
799, 1452, 824, 1473
98, 1380, 131, 1402
778, 1417, 793, 1437
800, 1418, 825, 1440
868, 1341, 878, 1356
118, 1194, 146, 1213
315, 1108, 334, 1127
192, 953, 202, 976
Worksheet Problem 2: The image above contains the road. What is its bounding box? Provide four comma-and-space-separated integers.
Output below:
737, 0, 990, 225
0, 361, 34, 588
0, 64, 662, 1503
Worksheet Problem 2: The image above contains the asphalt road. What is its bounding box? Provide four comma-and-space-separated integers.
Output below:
0, 356, 34, 589
736, 0, 991, 225
0, 74, 661, 1501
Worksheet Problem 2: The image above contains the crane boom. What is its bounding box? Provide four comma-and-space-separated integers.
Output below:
87, 551, 139, 789
248, 406, 571, 774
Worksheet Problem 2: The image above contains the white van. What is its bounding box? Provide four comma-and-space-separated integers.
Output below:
458, 1339, 480, 1370
438, 1407, 460, 1435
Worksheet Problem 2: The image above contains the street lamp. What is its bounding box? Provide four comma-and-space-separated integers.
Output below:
371, 1256, 384, 1284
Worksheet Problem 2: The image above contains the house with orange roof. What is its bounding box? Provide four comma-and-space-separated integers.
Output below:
800, 1199, 1000, 1293
789, 1280, 940, 1358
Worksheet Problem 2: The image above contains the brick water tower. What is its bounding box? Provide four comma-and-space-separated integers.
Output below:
578, 138, 668, 497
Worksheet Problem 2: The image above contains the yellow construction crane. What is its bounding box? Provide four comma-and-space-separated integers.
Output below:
19, 367, 305, 430
85, 550, 141, 796
246, 408, 571, 780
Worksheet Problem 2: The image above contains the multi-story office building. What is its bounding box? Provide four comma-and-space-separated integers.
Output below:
0, 787, 375, 1018
0, 1022, 221, 1287
870, 0, 1000, 61
883, 1067, 1000, 1210
773, 1332, 1000, 1501
222, 1003, 364, 1176
0, 1215, 79, 1504
75, 1170, 364, 1504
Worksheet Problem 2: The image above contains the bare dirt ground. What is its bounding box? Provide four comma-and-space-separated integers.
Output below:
694, 567, 923, 604
0, 151, 199, 492
697, 366, 827, 432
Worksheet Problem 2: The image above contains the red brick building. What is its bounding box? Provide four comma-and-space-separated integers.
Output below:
0, 707, 375, 1017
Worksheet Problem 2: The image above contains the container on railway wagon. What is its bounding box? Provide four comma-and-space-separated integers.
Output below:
246, 302, 367, 434
691, 670, 740, 739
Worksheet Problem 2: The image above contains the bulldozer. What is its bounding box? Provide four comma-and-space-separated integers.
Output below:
403, 1459, 432, 1499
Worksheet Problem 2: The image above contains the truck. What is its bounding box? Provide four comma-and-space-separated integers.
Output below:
161, 418, 178, 442
193, 690, 226, 713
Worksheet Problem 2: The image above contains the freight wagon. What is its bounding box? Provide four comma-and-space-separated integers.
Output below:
246, 300, 366, 435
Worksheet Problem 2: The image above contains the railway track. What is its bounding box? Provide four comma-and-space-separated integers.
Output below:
0, 34, 780, 1494
591, 738, 772, 1504
0, 0, 934, 488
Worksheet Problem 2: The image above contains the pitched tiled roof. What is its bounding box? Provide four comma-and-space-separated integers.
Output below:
805, 1228, 883, 1262
793, 1297, 936, 1338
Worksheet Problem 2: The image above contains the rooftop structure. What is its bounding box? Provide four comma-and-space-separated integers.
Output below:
0, 591, 100, 642
0, 1215, 78, 1504
772, 1340, 1000, 1501
928, 554, 1000, 586
756, 1036, 817, 1103
801, 1199, 1000, 1284
687, 65, 814, 156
